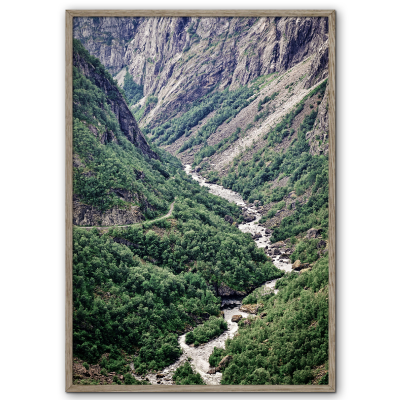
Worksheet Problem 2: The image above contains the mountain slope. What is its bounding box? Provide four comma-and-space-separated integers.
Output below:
73, 39, 177, 226
73, 17, 328, 130
71, 16, 331, 386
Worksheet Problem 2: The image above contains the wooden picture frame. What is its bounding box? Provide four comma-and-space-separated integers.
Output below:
66, 9, 335, 392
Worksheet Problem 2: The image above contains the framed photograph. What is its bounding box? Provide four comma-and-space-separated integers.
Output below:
66, 9, 335, 392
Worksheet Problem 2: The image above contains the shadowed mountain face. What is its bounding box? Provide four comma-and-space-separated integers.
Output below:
74, 17, 328, 129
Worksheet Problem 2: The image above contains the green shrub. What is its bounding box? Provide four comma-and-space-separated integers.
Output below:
209, 347, 226, 367
83, 362, 89, 370
173, 362, 205, 385
185, 317, 227, 345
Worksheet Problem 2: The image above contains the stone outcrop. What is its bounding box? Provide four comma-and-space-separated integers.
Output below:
306, 228, 322, 239
73, 196, 143, 227
218, 355, 233, 370
207, 355, 233, 374
292, 260, 302, 269
217, 282, 246, 297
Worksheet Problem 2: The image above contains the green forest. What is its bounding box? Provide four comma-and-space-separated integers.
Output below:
72, 37, 330, 387
207, 254, 329, 385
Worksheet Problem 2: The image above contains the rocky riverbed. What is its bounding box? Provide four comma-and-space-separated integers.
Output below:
134, 165, 293, 385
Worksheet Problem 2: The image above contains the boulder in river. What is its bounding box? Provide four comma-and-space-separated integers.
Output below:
243, 214, 256, 222
231, 315, 243, 323
292, 260, 301, 269
240, 304, 261, 314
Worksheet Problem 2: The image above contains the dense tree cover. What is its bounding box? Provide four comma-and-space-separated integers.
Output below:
73, 228, 221, 374
123, 68, 144, 105
72, 39, 330, 386
186, 317, 227, 346
173, 362, 205, 385
73, 41, 180, 218
213, 254, 329, 385
110, 197, 283, 292
290, 238, 322, 264
73, 118, 173, 217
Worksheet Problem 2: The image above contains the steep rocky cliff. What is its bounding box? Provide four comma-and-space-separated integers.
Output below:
74, 17, 328, 129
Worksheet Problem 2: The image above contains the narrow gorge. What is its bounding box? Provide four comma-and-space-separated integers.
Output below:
71, 16, 330, 387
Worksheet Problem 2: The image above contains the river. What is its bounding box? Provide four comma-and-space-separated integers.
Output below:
134, 165, 292, 385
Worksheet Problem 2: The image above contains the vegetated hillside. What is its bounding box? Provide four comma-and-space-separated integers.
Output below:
72, 16, 332, 385
72, 192, 283, 383
208, 254, 329, 385
72, 40, 284, 385
73, 39, 178, 226
73, 17, 328, 129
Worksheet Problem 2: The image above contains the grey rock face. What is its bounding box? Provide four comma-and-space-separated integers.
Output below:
73, 197, 144, 227
74, 17, 329, 128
